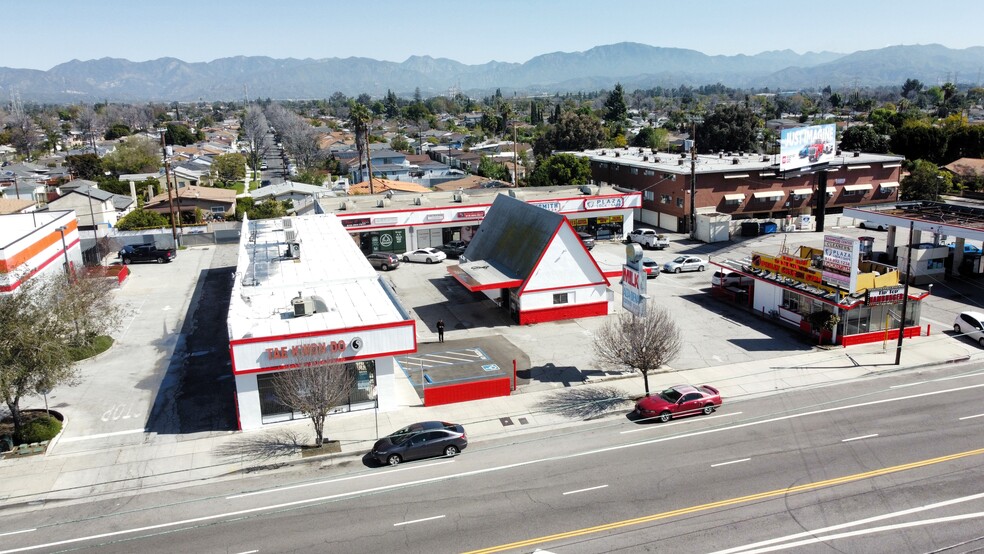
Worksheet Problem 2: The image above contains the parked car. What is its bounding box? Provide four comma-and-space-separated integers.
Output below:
366, 252, 400, 271
858, 220, 887, 231
370, 422, 467, 466
118, 244, 176, 264
953, 311, 984, 347
663, 255, 706, 273
641, 257, 660, 278
628, 228, 670, 250
634, 384, 722, 423
384, 421, 462, 441
259, 162, 268, 170
402, 248, 447, 264
577, 231, 596, 251
712, 270, 751, 287
435, 240, 469, 259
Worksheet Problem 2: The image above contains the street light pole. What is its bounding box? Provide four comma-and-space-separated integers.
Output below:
158, 128, 180, 248
895, 221, 915, 365
57, 226, 71, 279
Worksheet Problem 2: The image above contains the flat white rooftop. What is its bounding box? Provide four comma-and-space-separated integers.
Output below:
228, 214, 410, 341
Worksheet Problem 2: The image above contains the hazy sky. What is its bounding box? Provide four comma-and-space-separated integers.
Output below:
4, 0, 984, 70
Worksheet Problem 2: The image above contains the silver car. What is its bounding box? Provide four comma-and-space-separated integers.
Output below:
663, 255, 706, 273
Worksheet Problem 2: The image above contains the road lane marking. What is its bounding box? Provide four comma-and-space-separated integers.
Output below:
841, 434, 879, 442
0, 530, 35, 538
710, 491, 984, 553
721, 512, 984, 554
620, 412, 742, 433
889, 382, 926, 389
563, 485, 608, 496
14, 382, 984, 553
711, 458, 751, 468
227, 460, 455, 499
58, 429, 146, 443
958, 413, 984, 420
461, 447, 984, 554
394, 515, 445, 527
233, 550, 258, 554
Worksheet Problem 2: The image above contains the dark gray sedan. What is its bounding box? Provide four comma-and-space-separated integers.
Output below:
370, 424, 467, 466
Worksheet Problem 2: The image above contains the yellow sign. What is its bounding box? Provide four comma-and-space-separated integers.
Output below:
751, 252, 837, 294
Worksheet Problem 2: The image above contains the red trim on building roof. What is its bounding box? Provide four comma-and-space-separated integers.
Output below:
228, 319, 415, 347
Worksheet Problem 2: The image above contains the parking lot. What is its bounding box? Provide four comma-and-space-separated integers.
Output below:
379, 217, 984, 389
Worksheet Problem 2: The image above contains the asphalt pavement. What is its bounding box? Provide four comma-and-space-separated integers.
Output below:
2, 227, 983, 510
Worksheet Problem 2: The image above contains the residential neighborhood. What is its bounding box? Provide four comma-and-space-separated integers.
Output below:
3, 31, 984, 554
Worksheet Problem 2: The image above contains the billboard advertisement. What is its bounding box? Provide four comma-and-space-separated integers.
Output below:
822, 234, 860, 292
779, 124, 837, 172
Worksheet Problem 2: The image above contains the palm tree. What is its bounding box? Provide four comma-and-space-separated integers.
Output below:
348, 102, 373, 193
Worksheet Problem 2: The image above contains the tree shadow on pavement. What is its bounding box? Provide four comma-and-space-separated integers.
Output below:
537, 386, 631, 420
518, 363, 628, 387
213, 429, 305, 463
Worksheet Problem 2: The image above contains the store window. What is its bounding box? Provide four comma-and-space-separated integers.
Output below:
644, 191, 655, 201
661, 194, 671, 204
553, 293, 569, 305
257, 361, 377, 424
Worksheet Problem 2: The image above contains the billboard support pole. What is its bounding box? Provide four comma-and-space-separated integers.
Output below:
815, 171, 827, 232
689, 121, 698, 240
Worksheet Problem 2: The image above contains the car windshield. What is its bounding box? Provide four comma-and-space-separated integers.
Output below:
659, 388, 682, 403
672, 256, 686, 263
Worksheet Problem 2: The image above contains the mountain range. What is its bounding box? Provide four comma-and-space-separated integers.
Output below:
1, 42, 982, 103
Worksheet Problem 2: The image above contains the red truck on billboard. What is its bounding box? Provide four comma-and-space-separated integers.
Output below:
808, 142, 825, 163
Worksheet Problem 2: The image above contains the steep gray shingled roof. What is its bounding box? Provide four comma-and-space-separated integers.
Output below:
464, 193, 562, 281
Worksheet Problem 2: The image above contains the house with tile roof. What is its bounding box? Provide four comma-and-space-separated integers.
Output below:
144, 184, 237, 220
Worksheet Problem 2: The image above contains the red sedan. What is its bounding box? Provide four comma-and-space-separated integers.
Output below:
634, 384, 722, 422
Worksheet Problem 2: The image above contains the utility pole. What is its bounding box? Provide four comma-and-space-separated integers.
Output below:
512, 122, 518, 187
689, 119, 698, 240
159, 128, 180, 248
895, 221, 915, 365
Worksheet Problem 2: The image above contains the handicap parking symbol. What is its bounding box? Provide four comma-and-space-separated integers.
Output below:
481, 364, 500, 372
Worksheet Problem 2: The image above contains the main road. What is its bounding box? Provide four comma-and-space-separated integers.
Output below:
2, 364, 983, 553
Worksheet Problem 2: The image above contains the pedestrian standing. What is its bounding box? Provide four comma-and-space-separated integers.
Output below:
437, 319, 445, 342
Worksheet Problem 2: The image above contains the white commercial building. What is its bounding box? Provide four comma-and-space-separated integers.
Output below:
227, 214, 417, 430
0, 210, 81, 294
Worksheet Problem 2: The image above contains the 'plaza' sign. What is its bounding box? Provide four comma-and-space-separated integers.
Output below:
584, 197, 624, 210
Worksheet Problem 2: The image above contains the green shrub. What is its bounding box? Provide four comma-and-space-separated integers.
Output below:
16, 414, 62, 444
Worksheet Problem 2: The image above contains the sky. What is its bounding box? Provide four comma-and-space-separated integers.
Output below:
3, 0, 984, 70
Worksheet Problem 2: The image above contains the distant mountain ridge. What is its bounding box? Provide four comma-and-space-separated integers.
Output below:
0, 42, 980, 103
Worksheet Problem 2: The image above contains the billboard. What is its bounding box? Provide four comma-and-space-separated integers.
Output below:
779, 124, 837, 172
822, 234, 860, 292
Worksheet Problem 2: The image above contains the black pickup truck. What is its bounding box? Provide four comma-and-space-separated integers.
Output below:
118, 244, 176, 264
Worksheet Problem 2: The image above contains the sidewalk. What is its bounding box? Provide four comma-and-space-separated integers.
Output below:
1, 333, 977, 509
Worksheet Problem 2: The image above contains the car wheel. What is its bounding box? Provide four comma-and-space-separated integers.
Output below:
859, 222, 867, 229
387, 454, 401, 466
698, 265, 705, 272
381, 264, 389, 271
444, 445, 459, 457
979, 337, 984, 348
156, 257, 164, 264
122, 257, 132, 265
702, 404, 716, 415
427, 258, 434, 264
402, 256, 410, 263
674, 267, 682, 274
659, 411, 672, 423
954, 324, 962, 334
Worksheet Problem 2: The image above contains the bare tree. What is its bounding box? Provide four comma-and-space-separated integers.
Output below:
7, 113, 40, 160
241, 104, 270, 172
593, 305, 683, 397
75, 104, 101, 153
271, 362, 355, 447
51, 269, 125, 347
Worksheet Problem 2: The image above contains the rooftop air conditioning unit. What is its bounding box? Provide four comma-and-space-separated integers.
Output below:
283, 217, 293, 229
285, 241, 301, 259
285, 228, 299, 243
854, 151, 860, 157
292, 294, 316, 317
733, 158, 740, 165
377, 198, 391, 207
678, 159, 685, 166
